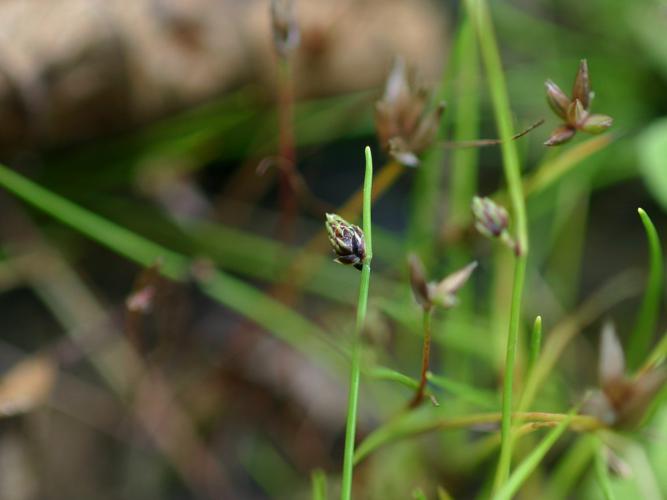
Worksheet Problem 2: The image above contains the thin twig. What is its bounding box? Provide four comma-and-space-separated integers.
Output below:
441, 119, 544, 149
409, 307, 433, 408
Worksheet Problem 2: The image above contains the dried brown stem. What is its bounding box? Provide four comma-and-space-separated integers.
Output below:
441, 119, 544, 149
409, 306, 433, 408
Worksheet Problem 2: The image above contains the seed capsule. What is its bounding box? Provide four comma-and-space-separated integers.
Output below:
545, 80, 570, 120
471, 196, 509, 238
543, 59, 611, 146
270, 0, 300, 58
581, 114, 613, 134
572, 59, 591, 110
544, 125, 576, 146
325, 213, 366, 270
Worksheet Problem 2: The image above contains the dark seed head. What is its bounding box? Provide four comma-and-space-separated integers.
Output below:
325, 213, 366, 270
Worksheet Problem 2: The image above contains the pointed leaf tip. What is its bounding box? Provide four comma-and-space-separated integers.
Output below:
600, 321, 626, 388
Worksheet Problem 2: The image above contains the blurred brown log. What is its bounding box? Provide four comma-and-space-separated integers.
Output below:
0, 0, 447, 151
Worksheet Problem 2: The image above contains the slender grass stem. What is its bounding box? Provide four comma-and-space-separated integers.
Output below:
340, 146, 373, 500
410, 307, 434, 408
466, 0, 529, 491
353, 410, 601, 465
273, 161, 401, 303
276, 58, 298, 240
448, 11, 480, 233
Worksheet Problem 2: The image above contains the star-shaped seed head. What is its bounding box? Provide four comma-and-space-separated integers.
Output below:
375, 58, 445, 167
471, 196, 519, 254
582, 322, 667, 429
544, 59, 613, 146
408, 253, 477, 310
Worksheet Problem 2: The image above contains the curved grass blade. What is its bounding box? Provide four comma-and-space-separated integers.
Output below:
427, 373, 499, 410
628, 208, 664, 368
523, 134, 613, 198
0, 163, 344, 372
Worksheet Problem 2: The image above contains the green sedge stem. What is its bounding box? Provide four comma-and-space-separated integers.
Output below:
449, 13, 480, 228
410, 307, 434, 408
340, 146, 373, 500
466, 0, 529, 491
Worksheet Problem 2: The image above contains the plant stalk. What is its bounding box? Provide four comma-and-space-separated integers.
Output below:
410, 306, 434, 408
466, 0, 530, 491
277, 58, 298, 241
340, 146, 373, 500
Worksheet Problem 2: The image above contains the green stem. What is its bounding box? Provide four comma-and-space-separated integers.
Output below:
449, 14, 480, 228
277, 58, 298, 240
466, 0, 529, 491
340, 146, 373, 500
311, 469, 328, 500
410, 307, 433, 408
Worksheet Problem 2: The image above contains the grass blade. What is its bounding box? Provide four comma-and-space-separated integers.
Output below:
427, 373, 499, 410
628, 208, 663, 368
0, 163, 344, 373
311, 469, 328, 500
595, 443, 617, 500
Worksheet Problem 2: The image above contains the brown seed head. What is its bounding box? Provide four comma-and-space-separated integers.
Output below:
271, 0, 300, 58
374, 58, 445, 167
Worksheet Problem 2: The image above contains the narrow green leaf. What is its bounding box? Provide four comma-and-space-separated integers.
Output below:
311, 469, 328, 500
367, 367, 419, 390
412, 488, 427, 500
595, 442, 617, 500
0, 164, 189, 278
427, 373, 499, 410
0, 163, 343, 373
546, 434, 597, 499
493, 408, 577, 500
628, 208, 663, 367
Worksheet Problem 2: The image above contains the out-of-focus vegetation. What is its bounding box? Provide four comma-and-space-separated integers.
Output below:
1, 0, 667, 499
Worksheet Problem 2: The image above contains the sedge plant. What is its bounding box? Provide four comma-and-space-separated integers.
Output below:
325, 146, 373, 500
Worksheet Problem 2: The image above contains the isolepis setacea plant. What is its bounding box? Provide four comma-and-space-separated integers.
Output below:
317, 48, 666, 500
269, 1, 663, 498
